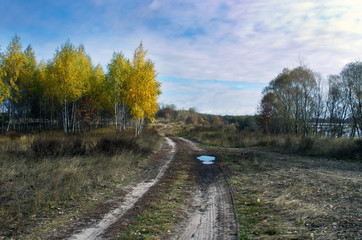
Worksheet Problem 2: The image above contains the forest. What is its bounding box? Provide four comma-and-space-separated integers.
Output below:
0, 35, 161, 136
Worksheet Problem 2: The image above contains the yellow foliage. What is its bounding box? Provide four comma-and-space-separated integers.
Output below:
122, 43, 161, 122
1, 35, 26, 103
46, 41, 93, 104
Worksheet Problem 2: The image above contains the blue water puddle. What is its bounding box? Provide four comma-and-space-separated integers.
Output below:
197, 155, 215, 165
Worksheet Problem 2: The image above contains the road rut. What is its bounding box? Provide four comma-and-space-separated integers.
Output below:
176, 138, 238, 240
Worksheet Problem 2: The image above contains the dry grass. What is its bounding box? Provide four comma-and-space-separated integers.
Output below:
0, 127, 162, 238
180, 125, 362, 161
218, 150, 362, 239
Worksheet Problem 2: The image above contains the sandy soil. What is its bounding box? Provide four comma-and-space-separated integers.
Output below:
51, 134, 237, 239
66, 138, 176, 240
175, 138, 237, 240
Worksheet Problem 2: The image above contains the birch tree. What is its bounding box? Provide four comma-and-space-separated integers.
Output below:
0, 47, 9, 134
0, 47, 9, 105
46, 41, 92, 132
77, 64, 106, 129
106, 52, 130, 131
1, 35, 26, 131
16, 45, 37, 131
122, 43, 161, 136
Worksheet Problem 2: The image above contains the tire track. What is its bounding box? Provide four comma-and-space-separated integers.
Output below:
67, 137, 176, 240
177, 139, 238, 240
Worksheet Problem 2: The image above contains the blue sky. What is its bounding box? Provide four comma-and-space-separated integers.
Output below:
1, 0, 361, 115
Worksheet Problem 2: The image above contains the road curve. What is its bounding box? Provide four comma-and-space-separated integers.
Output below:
67, 137, 176, 240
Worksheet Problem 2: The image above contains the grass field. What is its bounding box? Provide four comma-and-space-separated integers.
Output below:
0, 127, 162, 238
177, 124, 361, 239
215, 149, 361, 239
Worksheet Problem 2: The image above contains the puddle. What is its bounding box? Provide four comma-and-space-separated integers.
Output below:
197, 155, 215, 165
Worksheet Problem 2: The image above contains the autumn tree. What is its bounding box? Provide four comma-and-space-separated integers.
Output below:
1, 35, 27, 131
106, 52, 130, 131
157, 104, 177, 121
259, 68, 294, 134
0, 36, 162, 134
210, 115, 224, 128
0, 47, 9, 133
77, 64, 106, 130
0, 47, 7, 104
122, 43, 161, 136
31, 61, 48, 130
46, 40, 93, 133
258, 66, 318, 136
15, 45, 38, 131
257, 92, 275, 134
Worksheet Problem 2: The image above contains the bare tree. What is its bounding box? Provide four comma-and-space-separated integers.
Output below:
340, 61, 362, 137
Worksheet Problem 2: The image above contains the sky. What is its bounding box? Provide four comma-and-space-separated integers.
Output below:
1, 0, 361, 115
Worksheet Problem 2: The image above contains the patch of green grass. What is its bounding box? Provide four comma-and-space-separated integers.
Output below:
218, 153, 262, 173
218, 154, 282, 239
116, 159, 194, 239
234, 190, 281, 239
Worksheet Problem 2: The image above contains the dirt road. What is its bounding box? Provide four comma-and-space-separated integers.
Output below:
44, 131, 361, 239
56, 135, 238, 239
176, 138, 237, 240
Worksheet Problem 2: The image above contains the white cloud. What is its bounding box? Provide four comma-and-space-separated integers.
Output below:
149, 0, 162, 11
1, 0, 361, 115
158, 78, 262, 115
74, 0, 362, 114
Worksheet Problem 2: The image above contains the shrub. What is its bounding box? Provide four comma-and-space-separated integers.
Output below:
94, 136, 139, 155
31, 136, 86, 158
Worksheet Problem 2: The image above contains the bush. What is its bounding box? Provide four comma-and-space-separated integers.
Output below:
31, 136, 86, 158
298, 137, 314, 153
94, 136, 139, 155
30, 127, 161, 158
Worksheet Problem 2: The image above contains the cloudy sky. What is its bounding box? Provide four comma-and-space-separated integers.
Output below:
1, 0, 361, 115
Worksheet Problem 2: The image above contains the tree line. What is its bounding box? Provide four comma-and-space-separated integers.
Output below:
0, 35, 161, 135
257, 62, 361, 138
157, 104, 258, 132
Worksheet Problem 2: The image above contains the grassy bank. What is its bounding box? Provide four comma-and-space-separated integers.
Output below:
178, 125, 362, 161
0, 127, 162, 238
